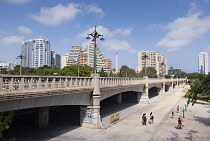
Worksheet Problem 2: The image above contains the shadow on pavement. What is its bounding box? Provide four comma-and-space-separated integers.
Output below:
193, 116, 210, 127
184, 129, 199, 141
4, 106, 81, 141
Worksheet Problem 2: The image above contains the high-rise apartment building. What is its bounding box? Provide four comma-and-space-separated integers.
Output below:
198, 52, 209, 74
86, 43, 107, 72
79, 50, 88, 66
138, 51, 168, 76
21, 37, 51, 68
69, 46, 82, 65
104, 59, 112, 72
51, 50, 61, 69
61, 54, 69, 69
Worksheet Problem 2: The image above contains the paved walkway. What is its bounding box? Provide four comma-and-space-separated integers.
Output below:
49, 87, 210, 141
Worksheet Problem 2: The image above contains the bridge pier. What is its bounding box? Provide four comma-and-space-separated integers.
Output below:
139, 77, 149, 104
80, 73, 104, 129
159, 82, 166, 95
114, 93, 122, 104
35, 107, 49, 128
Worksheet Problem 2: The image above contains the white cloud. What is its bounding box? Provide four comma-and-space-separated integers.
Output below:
5, 0, 30, 4
0, 36, 24, 44
30, 3, 80, 25
103, 39, 136, 53
77, 25, 132, 38
86, 4, 104, 16
17, 26, 32, 34
157, 12, 210, 52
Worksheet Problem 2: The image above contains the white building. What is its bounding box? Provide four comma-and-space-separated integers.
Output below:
138, 51, 168, 76
69, 46, 82, 65
198, 52, 209, 74
86, 43, 106, 72
0, 61, 17, 70
51, 50, 61, 69
21, 37, 51, 68
61, 54, 69, 69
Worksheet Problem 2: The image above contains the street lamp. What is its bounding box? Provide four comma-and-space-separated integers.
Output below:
161, 62, 165, 77
141, 54, 149, 77
78, 64, 80, 77
16, 53, 26, 75
86, 26, 105, 74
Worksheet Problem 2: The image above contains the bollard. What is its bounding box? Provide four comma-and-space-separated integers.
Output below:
182, 108, 185, 118
185, 104, 187, 112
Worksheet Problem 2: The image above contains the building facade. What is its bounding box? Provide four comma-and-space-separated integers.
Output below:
86, 43, 107, 72
21, 37, 51, 68
138, 51, 168, 76
0, 61, 17, 71
51, 50, 61, 69
168, 66, 181, 76
104, 59, 112, 73
198, 52, 209, 74
69, 46, 82, 65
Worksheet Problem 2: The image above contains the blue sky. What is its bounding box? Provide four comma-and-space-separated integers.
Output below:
1, 0, 210, 73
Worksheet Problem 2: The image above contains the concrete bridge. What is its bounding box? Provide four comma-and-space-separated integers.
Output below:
0, 74, 186, 129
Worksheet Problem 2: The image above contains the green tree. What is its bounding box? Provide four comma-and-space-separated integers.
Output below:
188, 73, 210, 105
120, 65, 129, 77
0, 68, 8, 74
98, 68, 108, 77
140, 67, 157, 78
127, 68, 138, 77
59, 65, 91, 77
0, 112, 15, 141
174, 71, 187, 78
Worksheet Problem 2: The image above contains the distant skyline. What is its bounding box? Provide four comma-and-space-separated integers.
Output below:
1, 0, 210, 73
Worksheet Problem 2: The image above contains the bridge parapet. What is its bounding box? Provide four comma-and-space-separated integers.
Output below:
0, 75, 92, 93
0, 74, 187, 94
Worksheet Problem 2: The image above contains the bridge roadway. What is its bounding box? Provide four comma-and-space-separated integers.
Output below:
0, 74, 186, 128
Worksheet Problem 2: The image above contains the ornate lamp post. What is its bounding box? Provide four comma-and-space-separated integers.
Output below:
16, 54, 26, 75
141, 54, 149, 77
161, 62, 165, 77
86, 26, 104, 74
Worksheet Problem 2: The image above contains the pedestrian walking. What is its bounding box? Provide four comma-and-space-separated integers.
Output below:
142, 113, 147, 126
172, 111, 174, 118
177, 106, 179, 113
177, 117, 182, 129
150, 113, 154, 124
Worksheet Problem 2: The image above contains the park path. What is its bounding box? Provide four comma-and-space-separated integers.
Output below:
49, 87, 210, 141
85, 89, 185, 141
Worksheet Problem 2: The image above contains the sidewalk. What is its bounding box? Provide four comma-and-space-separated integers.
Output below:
153, 98, 210, 141
48, 87, 210, 141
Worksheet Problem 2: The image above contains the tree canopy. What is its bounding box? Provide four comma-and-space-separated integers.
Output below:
140, 67, 157, 78
188, 73, 210, 105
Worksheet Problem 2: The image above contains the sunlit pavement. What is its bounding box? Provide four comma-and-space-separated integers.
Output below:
8, 87, 210, 141
49, 87, 210, 141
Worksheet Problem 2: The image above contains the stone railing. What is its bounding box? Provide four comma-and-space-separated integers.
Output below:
0, 74, 186, 93
0, 75, 93, 92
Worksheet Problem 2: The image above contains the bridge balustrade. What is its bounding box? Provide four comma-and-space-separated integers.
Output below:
0, 74, 186, 93
0, 75, 93, 92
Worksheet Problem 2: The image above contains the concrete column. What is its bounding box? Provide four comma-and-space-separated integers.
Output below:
139, 77, 150, 104
80, 73, 103, 129
35, 107, 49, 128
51, 78, 55, 88
37, 78, 41, 89
137, 92, 143, 103
159, 82, 166, 95
115, 93, 122, 104
169, 80, 174, 91
9, 77, 13, 90
19, 77, 24, 90
0, 76, 2, 92
29, 78, 33, 89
